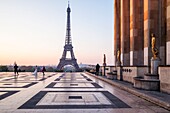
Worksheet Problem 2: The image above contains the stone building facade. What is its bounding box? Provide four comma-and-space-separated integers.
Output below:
114, 0, 169, 66
167, 0, 170, 64
113, 0, 170, 94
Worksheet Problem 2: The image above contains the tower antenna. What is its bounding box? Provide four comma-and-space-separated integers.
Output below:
68, 0, 70, 7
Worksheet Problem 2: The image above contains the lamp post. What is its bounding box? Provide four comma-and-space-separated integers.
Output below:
103, 54, 106, 76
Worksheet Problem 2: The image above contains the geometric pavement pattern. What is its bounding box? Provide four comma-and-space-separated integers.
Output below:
0, 72, 55, 100
1, 72, 169, 113
18, 73, 130, 109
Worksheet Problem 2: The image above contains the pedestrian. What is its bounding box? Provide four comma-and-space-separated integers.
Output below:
14, 62, 19, 78
41, 66, 46, 78
33, 65, 38, 79
96, 64, 100, 75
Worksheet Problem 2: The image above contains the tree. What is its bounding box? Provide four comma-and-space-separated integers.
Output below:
0, 66, 9, 72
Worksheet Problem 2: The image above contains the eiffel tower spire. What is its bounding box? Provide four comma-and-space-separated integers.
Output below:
57, 2, 79, 71
65, 0, 71, 45
68, 0, 70, 8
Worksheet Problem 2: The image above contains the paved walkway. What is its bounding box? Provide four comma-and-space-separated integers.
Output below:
0, 72, 169, 113
86, 72, 170, 110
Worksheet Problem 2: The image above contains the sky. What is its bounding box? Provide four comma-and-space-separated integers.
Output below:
0, 0, 114, 66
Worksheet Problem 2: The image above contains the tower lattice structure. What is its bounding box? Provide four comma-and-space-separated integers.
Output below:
57, 3, 79, 71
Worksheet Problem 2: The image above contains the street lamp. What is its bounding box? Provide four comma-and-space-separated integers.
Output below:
103, 54, 106, 76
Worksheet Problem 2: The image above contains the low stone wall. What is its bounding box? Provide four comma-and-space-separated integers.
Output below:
101, 66, 149, 84
134, 77, 160, 91
159, 66, 170, 94
101, 66, 116, 75
117, 66, 148, 84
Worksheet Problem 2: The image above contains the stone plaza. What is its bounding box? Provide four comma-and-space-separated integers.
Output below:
0, 72, 169, 113
0, 1, 170, 112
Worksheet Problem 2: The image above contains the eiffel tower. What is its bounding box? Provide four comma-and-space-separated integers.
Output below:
57, 2, 79, 71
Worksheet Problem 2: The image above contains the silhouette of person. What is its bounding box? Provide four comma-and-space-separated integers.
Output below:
41, 66, 46, 78
96, 64, 100, 75
14, 62, 19, 78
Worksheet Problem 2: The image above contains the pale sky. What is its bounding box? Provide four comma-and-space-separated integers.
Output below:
0, 0, 113, 66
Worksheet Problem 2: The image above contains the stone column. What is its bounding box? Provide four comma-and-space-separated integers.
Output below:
144, 0, 159, 66
120, 0, 130, 66
167, 0, 170, 64
114, 0, 121, 65
130, 0, 144, 66
159, 0, 166, 65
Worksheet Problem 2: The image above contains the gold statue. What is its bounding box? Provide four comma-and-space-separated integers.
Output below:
117, 49, 121, 62
151, 34, 159, 59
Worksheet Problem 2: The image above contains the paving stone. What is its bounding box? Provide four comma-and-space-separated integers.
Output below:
0, 72, 169, 113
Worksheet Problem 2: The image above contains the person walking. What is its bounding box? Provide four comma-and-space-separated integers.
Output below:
96, 64, 100, 75
41, 66, 46, 78
33, 65, 38, 79
14, 62, 19, 78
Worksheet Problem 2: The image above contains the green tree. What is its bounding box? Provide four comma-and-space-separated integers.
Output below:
0, 66, 9, 72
